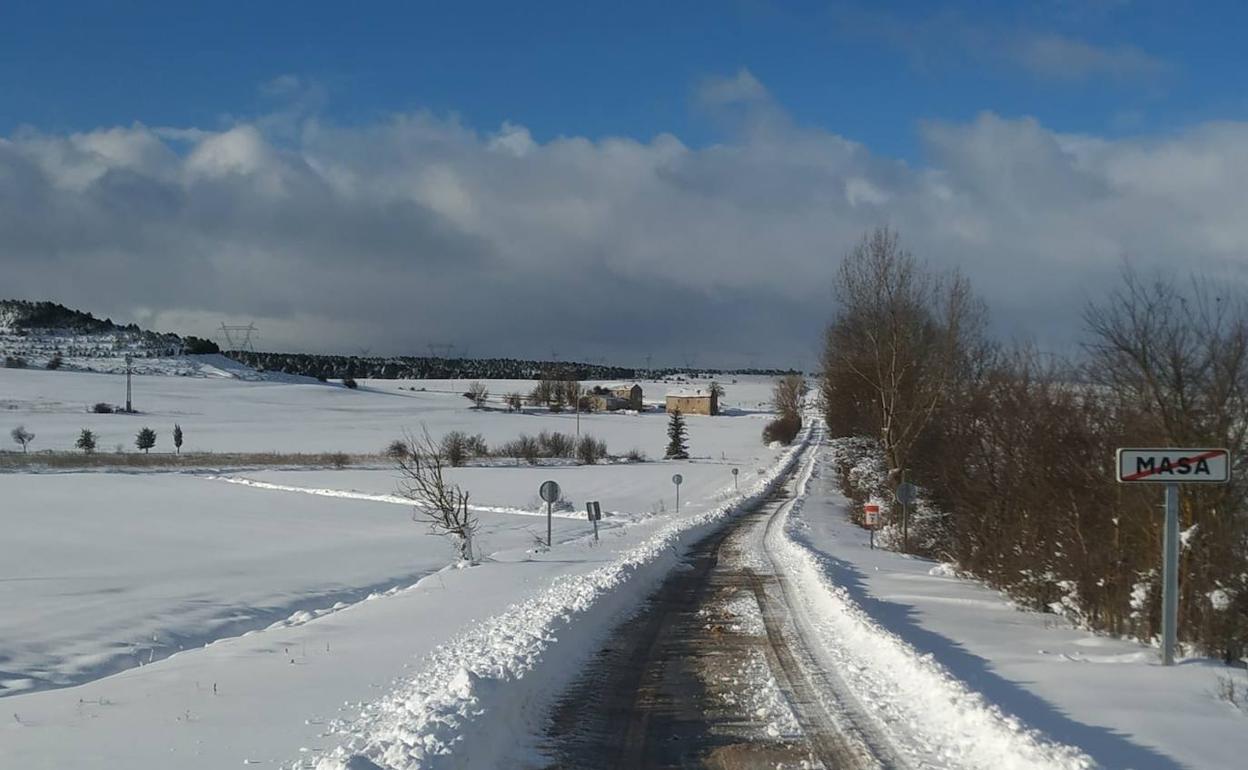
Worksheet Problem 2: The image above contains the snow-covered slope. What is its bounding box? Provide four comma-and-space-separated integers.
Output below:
0, 299, 305, 381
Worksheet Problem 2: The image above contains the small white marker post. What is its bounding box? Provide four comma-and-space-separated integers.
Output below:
672, 473, 683, 512
1116, 447, 1230, 666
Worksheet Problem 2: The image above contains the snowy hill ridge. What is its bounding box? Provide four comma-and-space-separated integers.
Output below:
0, 299, 299, 381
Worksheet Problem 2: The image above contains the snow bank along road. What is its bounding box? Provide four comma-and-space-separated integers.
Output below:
544, 427, 1094, 770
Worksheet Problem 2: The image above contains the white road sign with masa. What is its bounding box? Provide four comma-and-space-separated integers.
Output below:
1116, 448, 1231, 484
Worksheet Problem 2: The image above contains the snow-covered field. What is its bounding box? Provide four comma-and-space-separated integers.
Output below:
0, 366, 788, 768
1, 367, 771, 456
9, 362, 1232, 770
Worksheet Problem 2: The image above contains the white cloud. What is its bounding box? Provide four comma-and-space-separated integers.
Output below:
697, 68, 769, 107
4, 88, 1248, 366
1013, 33, 1166, 81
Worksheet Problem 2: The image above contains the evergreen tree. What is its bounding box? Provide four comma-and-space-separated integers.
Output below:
665, 409, 689, 459
136, 427, 157, 454
173, 424, 183, 454
75, 429, 97, 454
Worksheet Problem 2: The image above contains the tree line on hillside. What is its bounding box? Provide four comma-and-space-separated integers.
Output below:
0, 299, 219, 356
224, 350, 799, 382
822, 227, 1248, 662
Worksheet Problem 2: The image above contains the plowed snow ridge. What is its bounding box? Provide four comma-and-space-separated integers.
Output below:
768, 445, 1095, 770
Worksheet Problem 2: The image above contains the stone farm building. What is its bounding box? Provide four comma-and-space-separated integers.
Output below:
665, 387, 718, 416
596, 382, 643, 411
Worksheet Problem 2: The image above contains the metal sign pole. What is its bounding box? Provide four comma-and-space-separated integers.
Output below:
1115, 448, 1230, 667
539, 480, 561, 549
587, 502, 600, 542
1163, 483, 1179, 666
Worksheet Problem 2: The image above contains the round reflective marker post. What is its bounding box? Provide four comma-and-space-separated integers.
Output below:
540, 480, 561, 547
731, 467, 739, 492
672, 473, 683, 512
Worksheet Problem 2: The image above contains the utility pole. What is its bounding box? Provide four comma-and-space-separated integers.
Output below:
124, 354, 133, 413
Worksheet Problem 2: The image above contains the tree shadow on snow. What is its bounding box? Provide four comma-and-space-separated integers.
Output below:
790, 527, 1185, 770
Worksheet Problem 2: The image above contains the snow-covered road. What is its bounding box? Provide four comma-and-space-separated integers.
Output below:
542, 426, 1092, 770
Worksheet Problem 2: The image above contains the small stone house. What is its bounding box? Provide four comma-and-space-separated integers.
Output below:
602, 382, 644, 410
665, 387, 718, 416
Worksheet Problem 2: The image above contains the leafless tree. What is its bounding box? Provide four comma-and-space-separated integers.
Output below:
467, 381, 489, 409
822, 227, 984, 482
772, 375, 804, 420
504, 392, 524, 412
1084, 267, 1248, 659
395, 428, 478, 563
11, 425, 34, 453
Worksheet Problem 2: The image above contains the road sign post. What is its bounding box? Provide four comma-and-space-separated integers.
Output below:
586, 501, 602, 542
864, 503, 880, 550
1116, 447, 1230, 666
672, 473, 683, 512
539, 480, 561, 547
731, 467, 739, 492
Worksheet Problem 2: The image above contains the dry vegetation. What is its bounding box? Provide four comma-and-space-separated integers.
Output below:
823, 226, 1248, 661
0, 450, 367, 471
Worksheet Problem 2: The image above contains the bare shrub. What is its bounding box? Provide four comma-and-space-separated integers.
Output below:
498, 434, 541, 465
465, 433, 489, 458
396, 429, 477, 562
772, 375, 804, 420
328, 452, 350, 469
537, 430, 575, 458
92, 402, 115, 414
625, 448, 647, 463
762, 414, 801, 445
466, 381, 489, 409
575, 435, 608, 465
440, 431, 471, 467
385, 439, 410, 460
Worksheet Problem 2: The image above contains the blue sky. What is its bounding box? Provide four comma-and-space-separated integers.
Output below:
2, 1, 1240, 160
4, 1, 1248, 366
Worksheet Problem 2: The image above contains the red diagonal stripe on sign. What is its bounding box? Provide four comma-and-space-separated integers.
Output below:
1122, 450, 1225, 481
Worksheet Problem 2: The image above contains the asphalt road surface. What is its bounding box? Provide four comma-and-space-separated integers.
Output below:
544, 451, 903, 769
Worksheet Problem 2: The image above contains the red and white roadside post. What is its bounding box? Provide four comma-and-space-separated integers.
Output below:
1116, 447, 1231, 666
864, 503, 880, 550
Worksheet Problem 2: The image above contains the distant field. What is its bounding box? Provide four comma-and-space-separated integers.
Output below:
1, 365, 785, 702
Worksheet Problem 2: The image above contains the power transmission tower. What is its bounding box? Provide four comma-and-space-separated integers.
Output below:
218, 323, 259, 353
644, 354, 653, 380
427, 343, 455, 359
